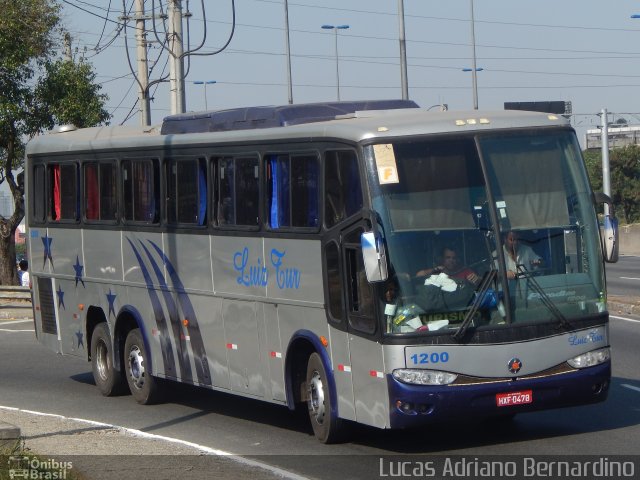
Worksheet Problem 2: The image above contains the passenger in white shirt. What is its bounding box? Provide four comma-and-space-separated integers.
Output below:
18, 260, 30, 287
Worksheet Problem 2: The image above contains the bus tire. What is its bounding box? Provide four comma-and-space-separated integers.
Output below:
124, 328, 161, 405
91, 323, 126, 396
306, 352, 344, 443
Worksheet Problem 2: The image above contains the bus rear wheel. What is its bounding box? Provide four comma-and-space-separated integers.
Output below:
91, 323, 125, 396
306, 352, 345, 443
124, 328, 161, 404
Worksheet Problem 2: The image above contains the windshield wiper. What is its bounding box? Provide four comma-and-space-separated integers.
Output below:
453, 269, 497, 341
515, 265, 572, 329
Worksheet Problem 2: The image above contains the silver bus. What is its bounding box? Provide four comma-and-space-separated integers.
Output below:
25, 100, 618, 443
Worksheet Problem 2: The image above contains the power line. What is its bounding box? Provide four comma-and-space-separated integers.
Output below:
251, 0, 640, 34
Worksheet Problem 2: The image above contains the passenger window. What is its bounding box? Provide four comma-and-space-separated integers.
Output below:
267, 153, 319, 229
33, 165, 46, 223
216, 157, 259, 227
123, 159, 159, 223
324, 150, 362, 229
346, 246, 375, 334
325, 241, 344, 322
166, 158, 207, 225
49, 163, 78, 221
84, 162, 117, 222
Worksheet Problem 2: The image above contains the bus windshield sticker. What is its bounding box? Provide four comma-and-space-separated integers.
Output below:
373, 144, 399, 185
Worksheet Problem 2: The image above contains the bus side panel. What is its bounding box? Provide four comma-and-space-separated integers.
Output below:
121, 231, 166, 286
189, 293, 230, 390
28, 228, 61, 353
44, 227, 85, 357
262, 303, 286, 402
162, 233, 213, 293
212, 236, 266, 298
328, 325, 356, 421
263, 238, 324, 304
83, 230, 122, 283
350, 335, 389, 429
223, 299, 264, 397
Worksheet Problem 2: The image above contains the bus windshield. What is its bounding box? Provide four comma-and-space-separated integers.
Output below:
368, 129, 605, 336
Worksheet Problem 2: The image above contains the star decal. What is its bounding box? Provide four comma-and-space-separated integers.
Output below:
56, 285, 65, 309
42, 235, 53, 268
73, 255, 85, 288
106, 289, 117, 318
75, 329, 84, 349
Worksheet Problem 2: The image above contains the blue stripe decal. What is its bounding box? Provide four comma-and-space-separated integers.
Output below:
126, 238, 176, 377
138, 241, 193, 383
148, 240, 212, 386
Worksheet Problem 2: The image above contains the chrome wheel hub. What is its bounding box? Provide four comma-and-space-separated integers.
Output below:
308, 371, 325, 425
128, 345, 145, 390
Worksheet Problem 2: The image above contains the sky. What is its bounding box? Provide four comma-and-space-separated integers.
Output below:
54, 0, 640, 146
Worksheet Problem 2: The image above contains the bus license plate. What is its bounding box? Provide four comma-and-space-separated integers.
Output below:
496, 390, 533, 407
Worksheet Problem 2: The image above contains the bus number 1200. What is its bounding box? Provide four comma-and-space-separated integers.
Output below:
410, 352, 449, 365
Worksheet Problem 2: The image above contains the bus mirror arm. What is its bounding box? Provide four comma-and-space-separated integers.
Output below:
594, 192, 619, 263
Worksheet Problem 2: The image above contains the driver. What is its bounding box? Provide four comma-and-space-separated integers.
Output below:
502, 231, 542, 279
415, 246, 481, 286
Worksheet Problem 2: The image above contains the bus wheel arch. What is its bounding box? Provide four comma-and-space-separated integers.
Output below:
285, 331, 345, 443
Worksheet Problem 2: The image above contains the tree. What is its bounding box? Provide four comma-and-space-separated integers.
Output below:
609, 145, 640, 224
582, 146, 640, 224
0, 0, 110, 285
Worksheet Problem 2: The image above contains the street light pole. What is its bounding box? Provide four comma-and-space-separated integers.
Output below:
284, 0, 293, 104
397, 0, 409, 100
322, 24, 349, 101
193, 80, 216, 110
469, 0, 479, 109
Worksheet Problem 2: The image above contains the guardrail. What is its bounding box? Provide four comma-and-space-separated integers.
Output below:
0, 286, 32, 303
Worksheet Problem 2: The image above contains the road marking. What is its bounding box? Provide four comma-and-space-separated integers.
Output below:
0, 405, 310, 480
0, 329, 34, 333
621, 384, 640, 393
610, 315, 640, 324
619, 276, 640, 281
0, 319, 32, 325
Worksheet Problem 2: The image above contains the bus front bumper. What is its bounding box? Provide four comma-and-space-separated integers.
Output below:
387, 361, 610, 429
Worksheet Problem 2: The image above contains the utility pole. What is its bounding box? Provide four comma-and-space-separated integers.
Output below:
601, 108, 611, 216
284, 0, 293, 104
135, 0, 151, 125
397, 0, 409, 100
64, 33, 73, 62
168, 0, 186, 114
469, 0, 479, 110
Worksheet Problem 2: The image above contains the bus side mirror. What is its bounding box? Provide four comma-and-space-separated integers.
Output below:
594, 192, 619, 263
602, 215, 619, 263
361, 231, 388, 283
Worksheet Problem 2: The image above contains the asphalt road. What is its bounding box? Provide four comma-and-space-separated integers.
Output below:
606, 254, 640, 298
1, 313, 639, 480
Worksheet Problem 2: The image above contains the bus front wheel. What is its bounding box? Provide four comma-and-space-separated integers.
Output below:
306, 352, 345, 443
90, 323, 125, 396
124, 328, 161, 405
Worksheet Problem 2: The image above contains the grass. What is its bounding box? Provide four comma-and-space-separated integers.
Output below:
1, 439, 86, 480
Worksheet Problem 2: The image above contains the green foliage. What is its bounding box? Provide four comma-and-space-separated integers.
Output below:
35, 60, 110, 129
582, 145, 640, 224
0, 0, 111, 285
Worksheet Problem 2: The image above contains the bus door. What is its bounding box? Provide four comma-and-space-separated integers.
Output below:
323, 220, 388, 428
341, 223, 388, 428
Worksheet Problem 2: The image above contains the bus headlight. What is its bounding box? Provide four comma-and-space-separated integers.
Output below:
392, 369, 458, 385
567, 347, 610, 368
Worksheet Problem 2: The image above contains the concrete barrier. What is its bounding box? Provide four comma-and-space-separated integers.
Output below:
619, 223, 640, 256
